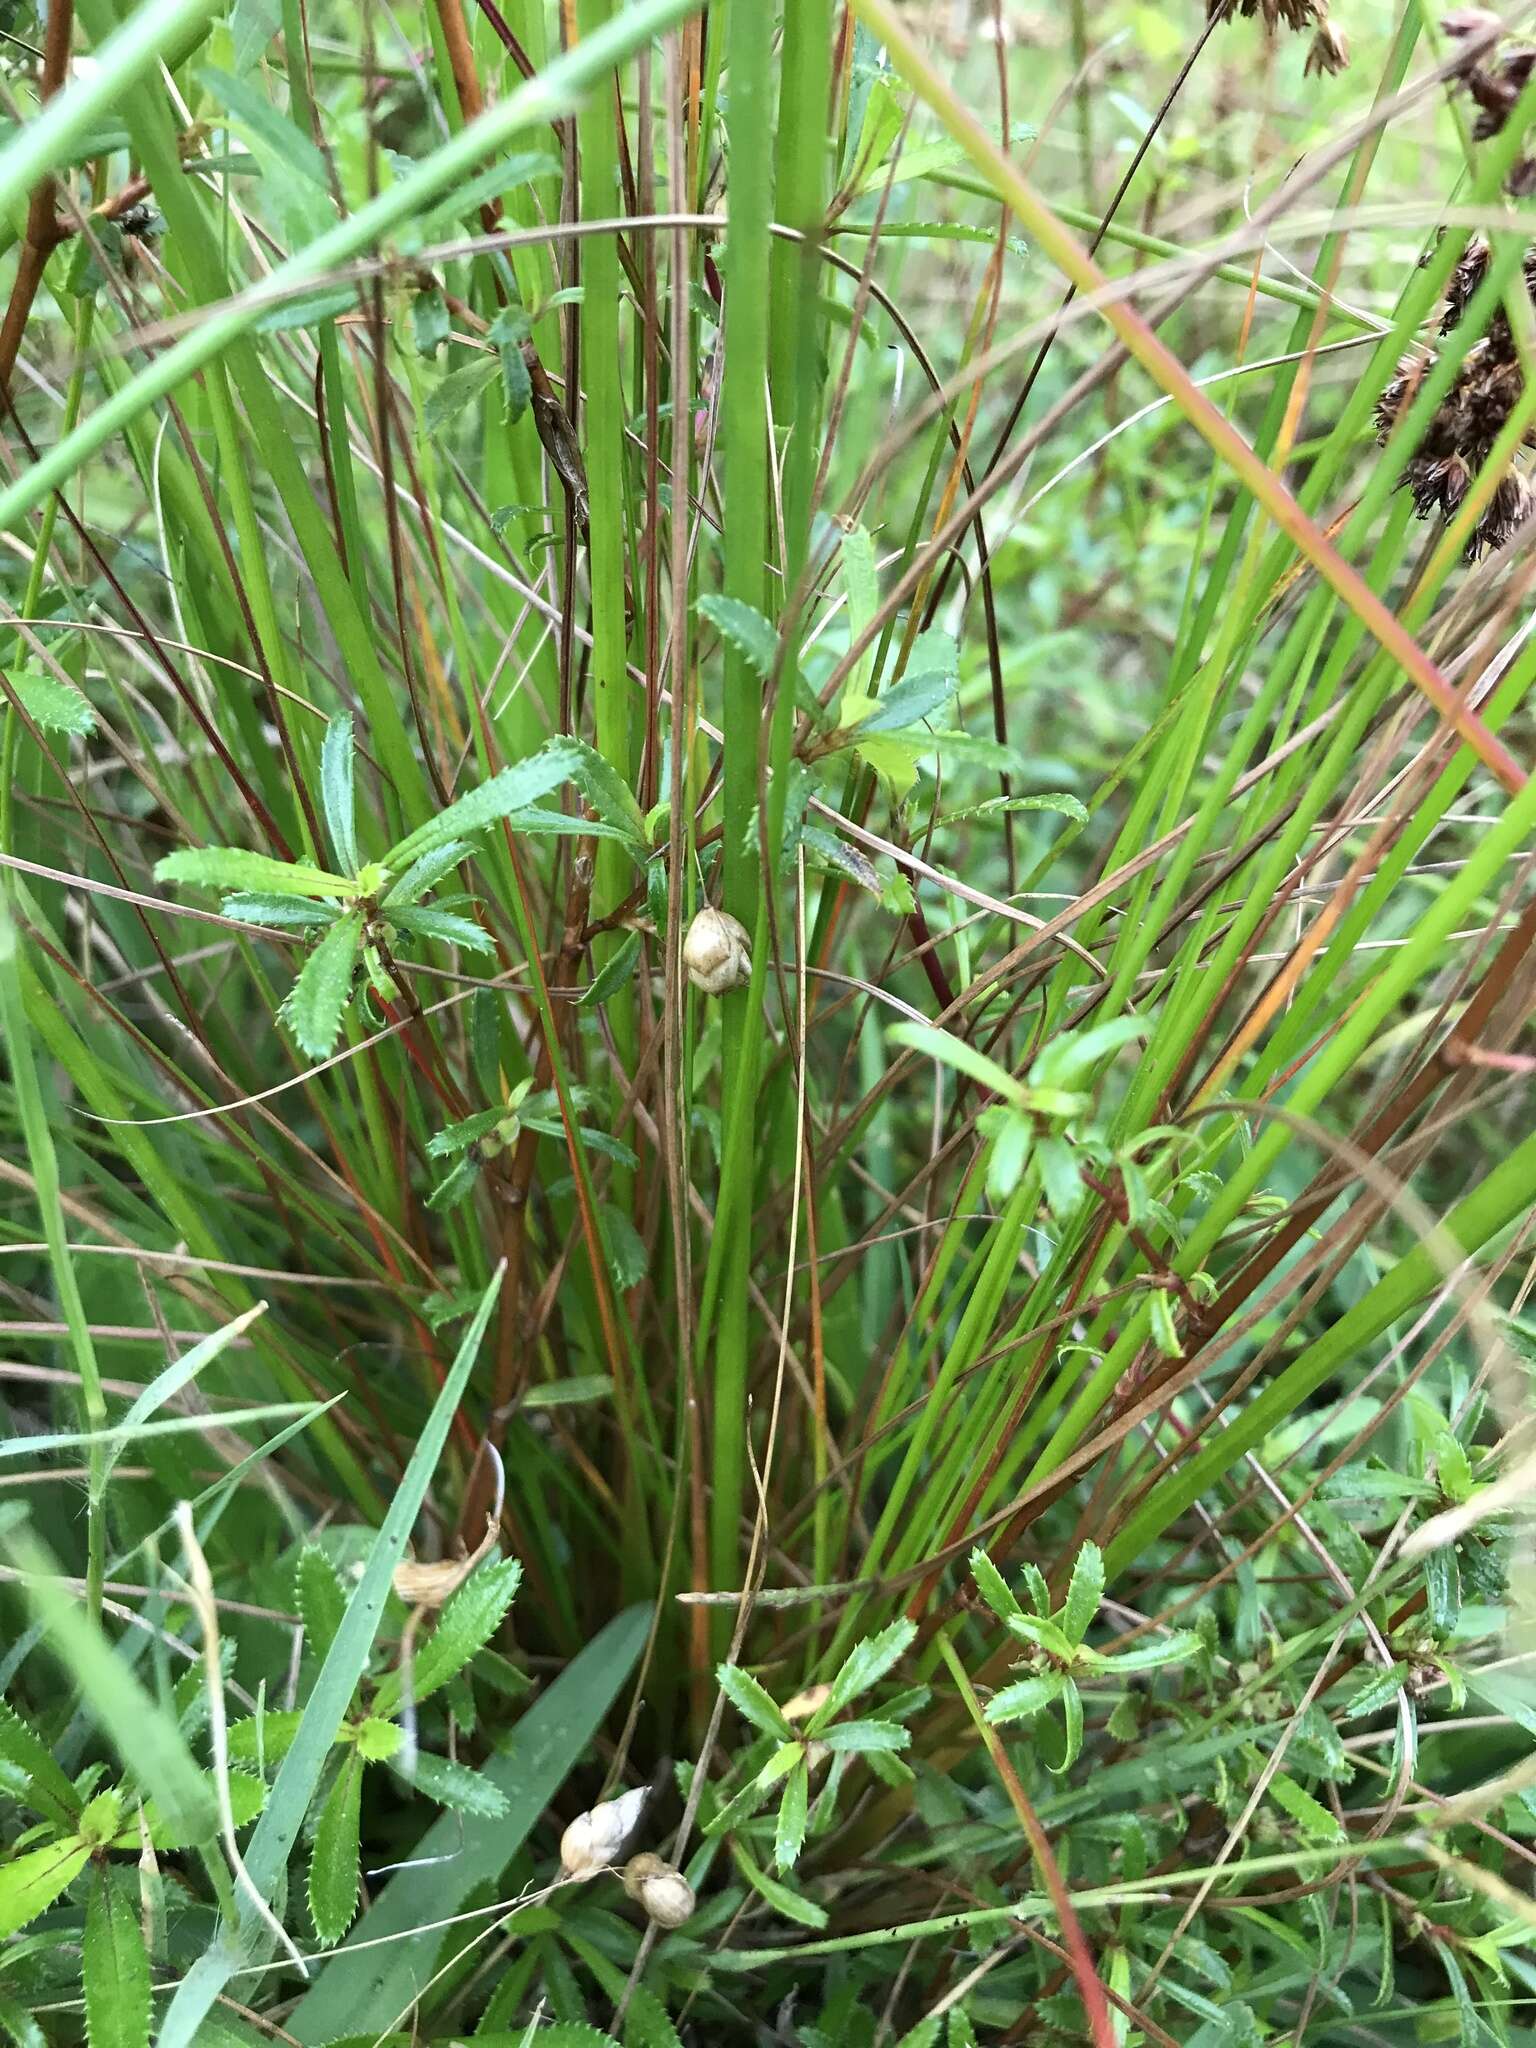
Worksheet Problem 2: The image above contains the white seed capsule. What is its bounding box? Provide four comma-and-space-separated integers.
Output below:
682, 907, 751, 995
622, 1852, 695, 1929
559, 1784, 648, 1880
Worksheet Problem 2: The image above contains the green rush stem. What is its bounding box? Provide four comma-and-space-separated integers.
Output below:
0, 904, 108, 1623
699, 0, 775, 1622
577, 0, 636, 1069
0, 291, 94, 857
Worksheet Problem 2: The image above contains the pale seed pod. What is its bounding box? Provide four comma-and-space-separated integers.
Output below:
622, 1852, 695, 1929
559, 1784, 648, 1880
682, 907, 751, 994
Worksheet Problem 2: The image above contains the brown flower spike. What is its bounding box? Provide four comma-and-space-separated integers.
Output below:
1374, 17, 1536, 559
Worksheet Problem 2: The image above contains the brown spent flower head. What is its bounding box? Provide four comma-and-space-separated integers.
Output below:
1305, 18, 1349, 74
622, 1853, 695, 1929
1469, 469, 1536, 557
392, 1512, 498, 1610
1369, 27, 1536, 566
1210, 0, 1349, 70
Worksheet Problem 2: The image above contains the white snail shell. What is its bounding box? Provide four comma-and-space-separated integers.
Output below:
559, 1784, 647, 1880
682, 907, 751, 994
622, 1852, 695, 1929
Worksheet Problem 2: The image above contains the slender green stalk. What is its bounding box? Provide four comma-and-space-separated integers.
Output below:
0, 902, 108, 1621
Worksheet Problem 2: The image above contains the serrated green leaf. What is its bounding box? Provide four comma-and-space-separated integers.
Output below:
156, 847, 351, 897
984, 1674, 1063, 1725
383, 741, 588, 869
389, 905, 496, 954
1343, 1663, 1409, 1720
560, 736, 646, 841
580, 927, 643, 1009
279, 911, 363, 1059
970, 1546, 1024, 1629
1088, 1631, 1199, 1673
622, 1983, 683, 2048
800, 824, 880, 893
0, 1699, 81, 1830
1030, 1016, 1147, 1089
8, 668, 95, 736
319, 715, 358, 873
395, 1751, 509, 1818
1049, 1677, 1083, 1773
848, 666, 958, 736
732, 1843, 827, 1928
600, 1202, 647, 1292
816, 1719, 910, 1753
816, 1618, 916, 1723
941, 791, 1089, 829
698, 593, 778, 677
423, 355, 499, 437
0, 1838, 89, 1938
352, 1718, 402, 1763
427, 1108, 507, 1157
309, 1750, 362, 1946
426, 1154, 480, 1213
1425, 1544, 1461, 1635
115, 1770, 265, 1850
224, 1710, 304, 1769
78, 1788, 122, 1848
1267, 1772, 1345, 1843
410, 285, 450, 357
520, 1373, 613, 1409
1060, 1542, 1105, 1647
373, 1555, 522, 1718
296, 1547, 346, 1663
221, 892, 335, 930
1436, 1433, 1474, 1504
83, 1868, 150, 2048
774, 1759, 809, 1871
382, 840, 474, 906
716, 1662, 793, 1738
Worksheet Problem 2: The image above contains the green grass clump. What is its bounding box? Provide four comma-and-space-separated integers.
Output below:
0, 0, 1534, 2041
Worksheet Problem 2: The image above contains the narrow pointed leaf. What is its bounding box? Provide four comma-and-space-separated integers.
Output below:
319, 714, 358, 873
984, 1674, 1064, 1725
156, 847, 352, 898
389, 905, 497, 954
383, 839, 474, 907
383, 741, 588, 869
83, 1868, 150, 2048
0, 1698, 81, 1830
1060, 1542, 1106, 1647
308, 1750, 362, 1946
296, 1546, 346, 1662
373, 1555, 522, 1716
815, 1619, 917, 1725
279, 911, 362, 1058
0, 1838, 90, 1938
221, 893, 335, 930
970, 1547, 1024, 1630
394, 1752, 509, 1819
717, 1662, 793, 1738
774, 1760, 809, 1871
816, 1719, 911, 1753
